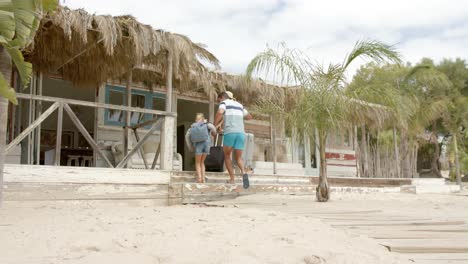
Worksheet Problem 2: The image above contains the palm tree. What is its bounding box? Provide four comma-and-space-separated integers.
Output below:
246, 40, 401, 201
346, 63, 418, 178
403, 63, 451, 177
0, 0, 58, 206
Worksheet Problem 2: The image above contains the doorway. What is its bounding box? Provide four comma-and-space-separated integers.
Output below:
176, 98, 209, 171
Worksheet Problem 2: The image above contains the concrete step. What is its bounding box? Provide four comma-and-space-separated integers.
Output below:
412, 178, 446, 186
401, 184, 460, 194
253, 161, 303, 170
170, 171, 412, 188
252, 169, 311, 176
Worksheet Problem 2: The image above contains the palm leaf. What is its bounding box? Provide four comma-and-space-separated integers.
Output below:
0, 1, 15, 41
0, 70, 17, 104
4, 44, 31, 85
246, 45, 307, 85
343, 40, 401, 70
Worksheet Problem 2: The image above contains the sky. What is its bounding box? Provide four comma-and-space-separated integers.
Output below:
62, 0, 468, 80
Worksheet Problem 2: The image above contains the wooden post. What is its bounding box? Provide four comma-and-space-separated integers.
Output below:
36, 72, 43, 165
454, 134, 462, 190
124, 70, 132, 163
9, 73, 16, 142
55, 103, 63, 166
163, 52, 174, 170
27, 73, 35, 164
93, 86, 99, 167
361, 125, 368, 178
291, 127, 298, 163
0, 46, 12, 207
270, 115, 277, 175
172, 93, 177, 154
393, 127, 400, 178
208, 93, 215, 123
0, 97, 8, 207
354, 125, 360, 177
165, 52, 173, 112
160, 116, 175, 170
304, 132, 312, 169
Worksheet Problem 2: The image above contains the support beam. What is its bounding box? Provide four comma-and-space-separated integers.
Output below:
0, 97, 8, 207
1, 47, 11, 207
27, 73, 35, 164
124, 70, 132, 162
63, 104, 114, 168
160, 116, 175, 170
151, 143, 161, 170
54, 103, 63, 166
165, 52, 173, 112
132, 129, 149, 169
393, 127, 400, 178
172, 93, 177, 154
354, 125, 360, 177
454, 134, 462, 190
116, 119, 163, 168
93, 86, 99, 167
5, 102, 59, 154
15, 93, 176, 117
270, 115, 277, 175
208, 93, 215, 123
36, 72, 43, 165
291, 127, 298, 163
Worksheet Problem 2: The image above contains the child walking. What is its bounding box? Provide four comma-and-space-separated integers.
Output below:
185, 113, 216, 183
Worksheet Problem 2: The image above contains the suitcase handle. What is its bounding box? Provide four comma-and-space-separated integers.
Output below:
214, 133, 223, 147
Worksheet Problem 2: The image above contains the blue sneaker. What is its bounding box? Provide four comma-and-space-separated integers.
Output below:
242, 173, 250, 189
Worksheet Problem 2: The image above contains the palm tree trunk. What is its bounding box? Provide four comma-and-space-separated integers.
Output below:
413, 144, 419, 178
361, 125, 368, 177
0, 47, 12, 207
393, 127, 400, 178
316, 130, 329, 202
453, 134, 461, 189
431, 123, 442, 177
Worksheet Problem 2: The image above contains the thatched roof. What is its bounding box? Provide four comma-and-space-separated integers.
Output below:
20, 6, 291, 109
206, 72, 286, 106
24, 6, 220, 89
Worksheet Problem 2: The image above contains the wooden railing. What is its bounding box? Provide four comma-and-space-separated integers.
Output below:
6, 93, 176, 170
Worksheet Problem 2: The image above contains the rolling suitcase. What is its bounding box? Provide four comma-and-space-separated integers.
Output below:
205, 134, 224, 172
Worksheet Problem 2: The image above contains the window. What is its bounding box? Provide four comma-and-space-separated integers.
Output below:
104, 85, 166, 127
107, 90, 124, 124
131, 93, 146, 124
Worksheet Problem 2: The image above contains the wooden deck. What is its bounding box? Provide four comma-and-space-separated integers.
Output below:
209, 191, 468, 264
4, 164, 466, 262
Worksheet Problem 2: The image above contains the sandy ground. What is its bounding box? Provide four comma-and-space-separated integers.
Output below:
1, 190, 466, 264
